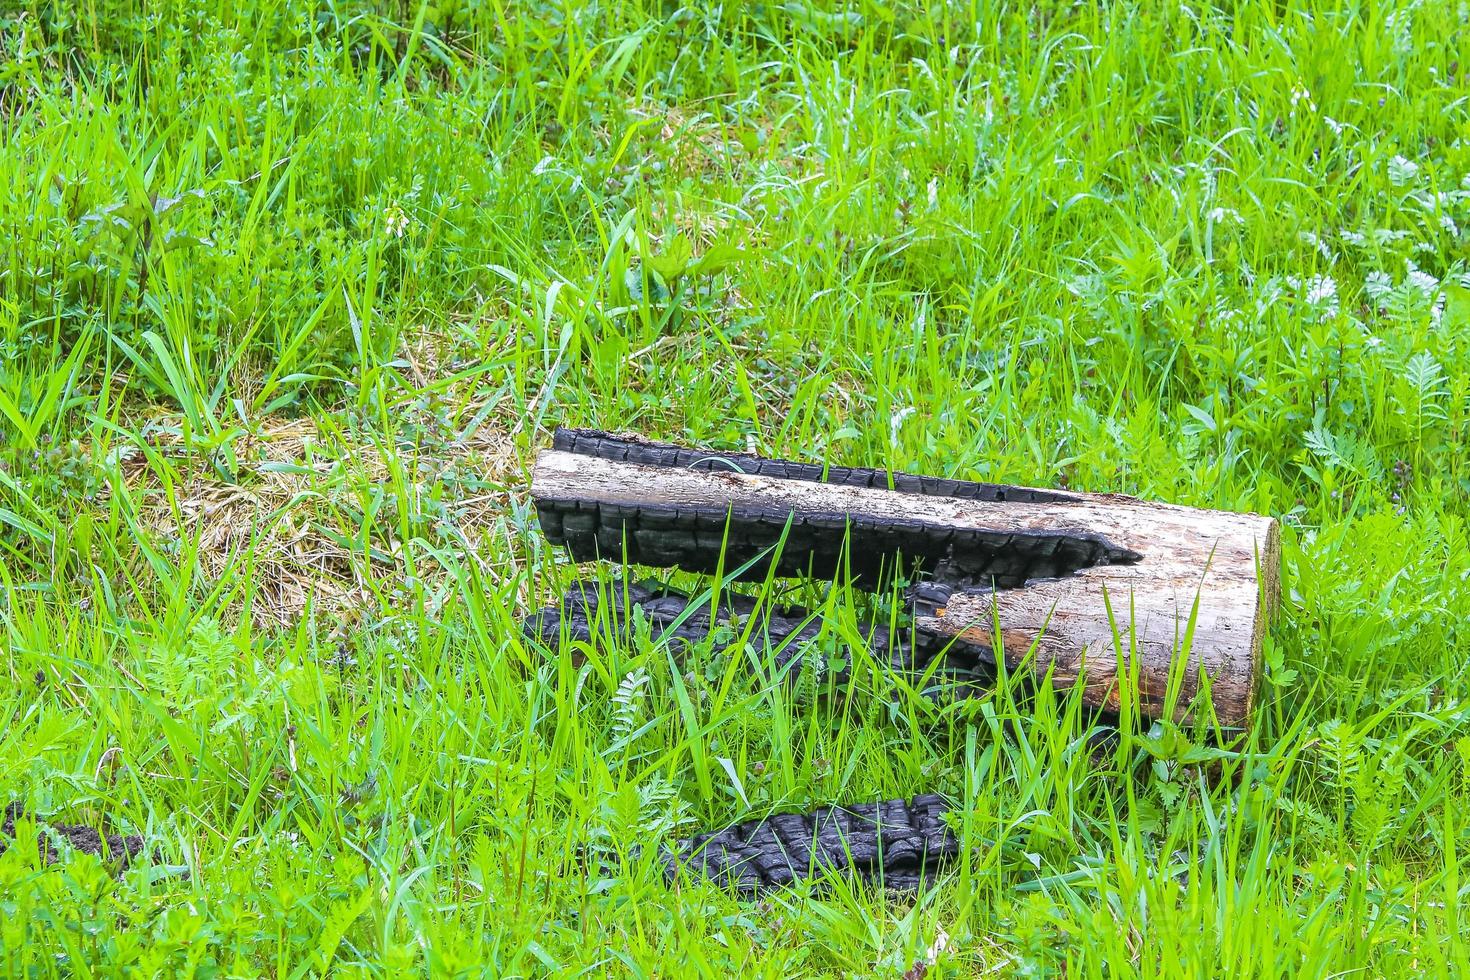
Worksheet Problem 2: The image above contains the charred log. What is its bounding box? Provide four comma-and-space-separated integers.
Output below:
531, 429, 1280, 726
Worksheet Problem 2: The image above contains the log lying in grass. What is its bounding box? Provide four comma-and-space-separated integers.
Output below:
532, 429, 1281, 726
662, 794, 959, 894
522, 578, 996, 693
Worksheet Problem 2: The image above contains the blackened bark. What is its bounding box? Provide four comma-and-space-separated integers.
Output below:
522, 578, 995, 690
661, 794, 959, 894
534, 499, 1136, 590
552, 428, 1077, 503
539, 429, 1139, 589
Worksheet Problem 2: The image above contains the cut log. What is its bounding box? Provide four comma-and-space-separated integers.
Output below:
531, 430, 1281, 727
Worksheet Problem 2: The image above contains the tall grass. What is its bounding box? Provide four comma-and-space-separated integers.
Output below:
1, 0, 1468, 974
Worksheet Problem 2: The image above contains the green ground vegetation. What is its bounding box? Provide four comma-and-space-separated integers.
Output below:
2, 0, 1469, 975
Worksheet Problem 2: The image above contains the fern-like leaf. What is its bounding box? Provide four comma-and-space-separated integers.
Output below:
1403, 350, 1449, 424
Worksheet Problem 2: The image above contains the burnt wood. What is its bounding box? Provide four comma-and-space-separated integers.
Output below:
552, 428, 1074, 504
661, 794, 959, 894
523, 427, 1283, 895
532, 428, 1280, 727
522, 578, 995, 691
537, 431, 1140, 588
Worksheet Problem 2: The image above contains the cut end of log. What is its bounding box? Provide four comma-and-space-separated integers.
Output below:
1243, 517, 1284, 722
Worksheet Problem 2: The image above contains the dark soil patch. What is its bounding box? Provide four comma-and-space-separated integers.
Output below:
1, 802, 147, 866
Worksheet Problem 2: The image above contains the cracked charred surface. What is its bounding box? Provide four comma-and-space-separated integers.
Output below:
552, 428, 1077, 504
522, 578, 996, 691
522, 583, 974, 893
661, 794, 959, 894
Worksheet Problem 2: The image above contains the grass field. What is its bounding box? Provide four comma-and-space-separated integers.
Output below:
3, 0, 1470, 975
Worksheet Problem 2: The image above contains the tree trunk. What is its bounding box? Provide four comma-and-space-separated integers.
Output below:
531, 430, 1281, 727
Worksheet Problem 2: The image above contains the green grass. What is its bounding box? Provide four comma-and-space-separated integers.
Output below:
2, 0, 1469, 974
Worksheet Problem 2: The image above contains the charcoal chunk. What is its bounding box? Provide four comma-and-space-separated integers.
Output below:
521, 579, 997, 691
660, 796, 960, 895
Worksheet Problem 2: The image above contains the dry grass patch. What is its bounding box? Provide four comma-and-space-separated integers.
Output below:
116, 405, 527, 629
